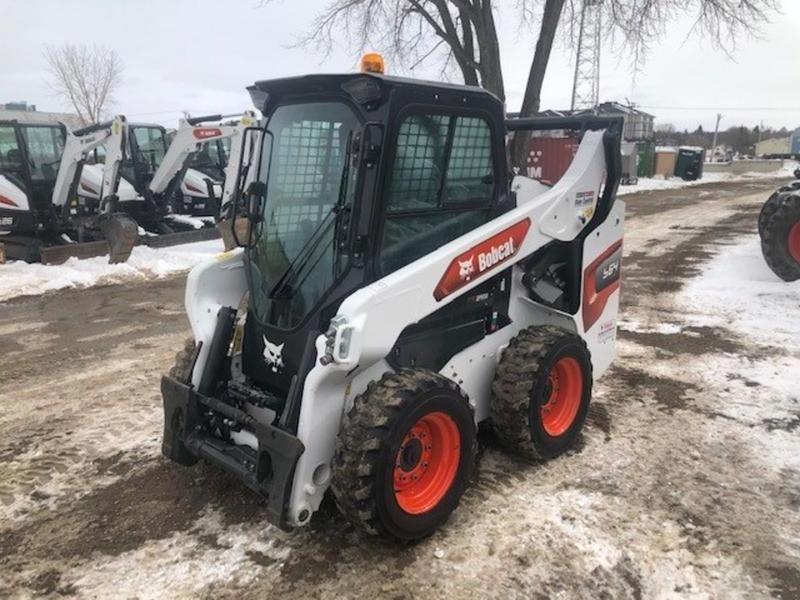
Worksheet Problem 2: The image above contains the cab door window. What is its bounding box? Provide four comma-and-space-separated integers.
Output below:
20, 125, 64, 181
380, 113, 495, 275
0, 126, 22, 170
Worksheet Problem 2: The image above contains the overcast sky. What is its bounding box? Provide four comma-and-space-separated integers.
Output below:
2, 0, 798, 132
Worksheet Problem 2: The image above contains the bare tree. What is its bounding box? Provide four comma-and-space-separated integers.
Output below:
283, 0, 776, 115
44, 44, 123, 126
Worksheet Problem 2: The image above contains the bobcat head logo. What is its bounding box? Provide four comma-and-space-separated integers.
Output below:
262, 336, 285, 373
458, 256, 475, 281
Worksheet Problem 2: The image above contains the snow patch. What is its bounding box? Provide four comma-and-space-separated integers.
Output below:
617, 160, 798, 196
679, 234, 800, 350
0, 239, 224, 301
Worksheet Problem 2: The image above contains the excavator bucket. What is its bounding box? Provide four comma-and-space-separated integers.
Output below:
39, 213, 139, 265
100, 213, 139, 263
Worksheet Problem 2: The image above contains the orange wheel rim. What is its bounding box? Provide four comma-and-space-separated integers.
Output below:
541, 357, 583, 437
788, 222, 800, 263
393, 411, 461, 515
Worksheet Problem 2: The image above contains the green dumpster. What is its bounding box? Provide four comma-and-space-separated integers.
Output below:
674, 147, 705, 181
636, 141, 655, 178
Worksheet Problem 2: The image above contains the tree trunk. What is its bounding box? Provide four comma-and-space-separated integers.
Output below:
510, 0, 565, 172
520, 0, 564, 117
473, 1, 505, 101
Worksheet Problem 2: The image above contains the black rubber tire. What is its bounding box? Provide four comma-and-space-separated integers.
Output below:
331, 369, 477, 542
794, 168, 800, 180
761, 192, 800, 282
490, 325, 593, 460
759, 189, 791, 237
169, 337, 196, 383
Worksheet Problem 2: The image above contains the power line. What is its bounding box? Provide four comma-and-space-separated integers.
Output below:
636, 105, 800, 112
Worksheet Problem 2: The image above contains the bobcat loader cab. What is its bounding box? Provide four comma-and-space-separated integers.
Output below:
161, 61, 624, 540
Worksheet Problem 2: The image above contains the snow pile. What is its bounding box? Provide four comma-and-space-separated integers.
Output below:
679, 234, 800, 349
164, 214, 216, 229
618, 160, 798, 196
0, 239, 224, 301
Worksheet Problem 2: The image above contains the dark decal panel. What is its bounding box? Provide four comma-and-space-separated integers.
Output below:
595, 247, 622, 292
582, 240, 623, 330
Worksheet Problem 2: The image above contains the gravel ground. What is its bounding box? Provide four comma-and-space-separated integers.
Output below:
0, 177, 798, 599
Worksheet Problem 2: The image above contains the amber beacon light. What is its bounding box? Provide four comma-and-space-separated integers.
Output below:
360, 52, 385, 74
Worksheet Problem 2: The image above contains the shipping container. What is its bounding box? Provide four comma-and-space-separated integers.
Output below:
526, 137, 580, 185
654, 147, 678, 177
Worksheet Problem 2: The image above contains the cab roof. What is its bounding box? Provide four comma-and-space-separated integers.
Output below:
247, 72, 501, 112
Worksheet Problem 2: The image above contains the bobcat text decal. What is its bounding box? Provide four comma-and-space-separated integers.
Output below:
434, 219, 531, 301
192, 128, 222, 140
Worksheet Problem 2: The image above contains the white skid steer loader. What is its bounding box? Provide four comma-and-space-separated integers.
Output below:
160, 65, 625, 541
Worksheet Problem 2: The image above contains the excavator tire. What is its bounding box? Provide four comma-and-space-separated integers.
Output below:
331, 368, 476, 542
761, 192, 800, 282
490, 325, 593, 460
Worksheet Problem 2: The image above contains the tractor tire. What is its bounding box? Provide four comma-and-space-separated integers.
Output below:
759, 189, 791, 237
761, 192, 800, 282
490, 325, 593, 460
169, 337, 196, 383
331, 368, 477, 542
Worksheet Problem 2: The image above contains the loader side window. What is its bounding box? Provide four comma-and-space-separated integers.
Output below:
380, 113, 495, 275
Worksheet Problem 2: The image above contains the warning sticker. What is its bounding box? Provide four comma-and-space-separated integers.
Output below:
576, 190, 596, 207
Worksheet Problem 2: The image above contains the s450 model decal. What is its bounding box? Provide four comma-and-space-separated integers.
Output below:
582, 240, 623, 330
434, 219, 531, 301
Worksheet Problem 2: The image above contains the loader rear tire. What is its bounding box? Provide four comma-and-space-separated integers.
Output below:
761, 192, 800, 282
331, 369, 476, 542
490, 325, 592, 460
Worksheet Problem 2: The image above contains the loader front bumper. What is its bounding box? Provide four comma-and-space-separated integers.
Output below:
160, 375, 305, 530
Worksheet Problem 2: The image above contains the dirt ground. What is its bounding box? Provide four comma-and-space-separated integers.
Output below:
1, 177, 798, 599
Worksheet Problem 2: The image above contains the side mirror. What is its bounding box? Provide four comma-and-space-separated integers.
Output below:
231, 181, 266, 248
231, 129, 273, 248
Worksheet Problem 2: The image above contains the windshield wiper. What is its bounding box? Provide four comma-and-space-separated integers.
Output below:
266, 131, 355, 301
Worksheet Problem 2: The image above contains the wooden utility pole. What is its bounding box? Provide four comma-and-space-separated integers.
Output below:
710, 113, 723, 162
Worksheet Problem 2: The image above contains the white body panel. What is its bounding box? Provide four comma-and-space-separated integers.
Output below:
0, 175, 29, 211
180, 168, 222, 200
78, 164, 139, 202
184, 129, 623, 528
185, 249, 248, 389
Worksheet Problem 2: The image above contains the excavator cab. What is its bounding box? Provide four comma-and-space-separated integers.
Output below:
161, 67, 624, 540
